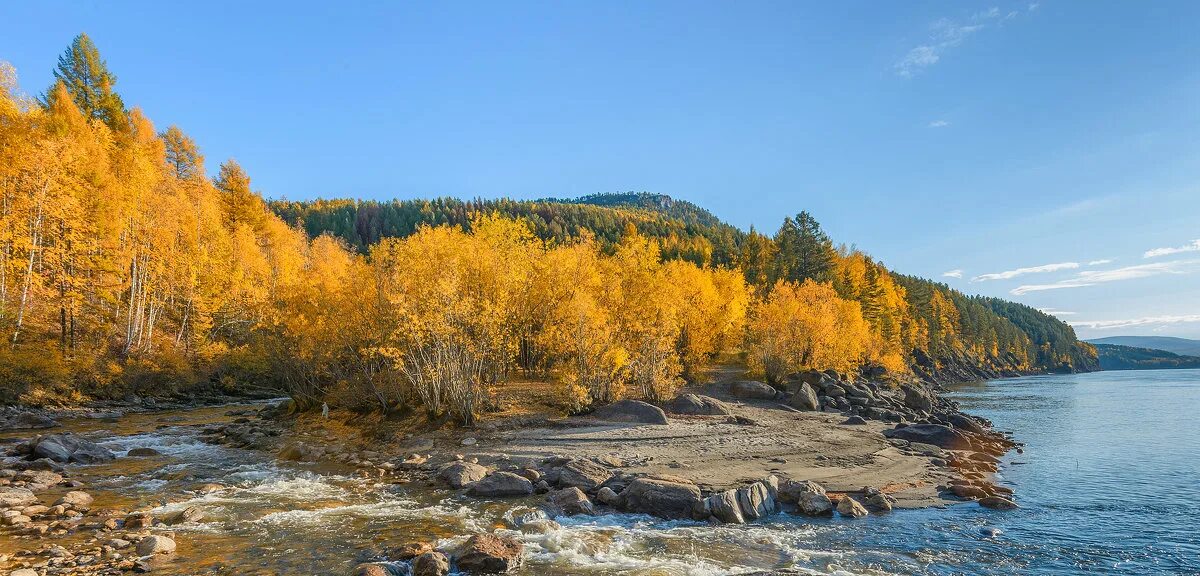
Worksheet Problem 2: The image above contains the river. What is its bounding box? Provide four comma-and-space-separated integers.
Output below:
3, 369, 1198, 575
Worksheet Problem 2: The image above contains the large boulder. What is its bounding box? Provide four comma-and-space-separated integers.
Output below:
0, 487, 37, 508
619, 475, 703, 519
553, 459, 613, 492
590, 400, 668, 425
797, 491, 834, 516
468, 471, 534, 497
664, 393, 732, 416
1, 411, 60, 430
788, 383, 820, 411
945, 413, 986, 434
837, 496, 869, 518
411, 551, 450, 576
900, 385, 933, 413
454, 534, 523, 574
436, 461, 490, 489
29, 434, 115, 464
777, 479, 825, 503
883, 424, 973, 450
736, 482, 776, 520
729, 381, 778, 400
55, 490, 94, 509
136, 535, 177, 555
546, 487, 594, 516
705, 489, 745, 523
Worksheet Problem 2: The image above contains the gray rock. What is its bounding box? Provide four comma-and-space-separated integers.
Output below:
136, 535, 177, 555
778, 479, 825, 503
729, 380, 778, 400
166, 505, 204, 524
900, 385, 933, 413
883, 424, 973, 450
454, 533, 524, 574
788, 383, 820, 411
2, 412, 60, 430
796, 491, 834, 516
596, 486, 620, 505
54, 490, 93, 509
664, 393, 732, 416
837, 496, 869, 518
29, 434, 115, 464
736, 482, 776, 520
411, 551, 451, 576
554, 459, 613, 491
126, 447, 162, 457
978, 496, 1019, 510
436, 461, 490, 489
619, 476, 703, 519
866, 493, 893, 512
546, 487, 594, 516
590, 399, 668, 425
705, 489, 745, 524
841, 415, 868, 425
468, 471, 534, 497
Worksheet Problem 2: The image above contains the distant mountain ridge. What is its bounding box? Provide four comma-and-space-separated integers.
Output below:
1092, 343, 1200, 371
1086, 336, 1200, 357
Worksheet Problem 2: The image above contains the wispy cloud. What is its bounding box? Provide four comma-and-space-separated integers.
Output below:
1087, 259, 1113, 266
928, 120, 951, 128
942, 269, 963, 279
1144, 239, 1200, 259
1071, 314, 1200, 331
1037, 307, 1076, 316
972, 262, 1079, 282
1010, 260, 1200, 295
894, 5, 1036, 77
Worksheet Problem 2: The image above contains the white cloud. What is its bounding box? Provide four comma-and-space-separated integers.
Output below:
1087, 259, 1113, 266
1144, 239, 1200, 258
1037, 308, 1077, 316
1010, 260, 1200, 295
1071, 314, 1200, 331
942, 269, 963, 278
1028, 2, 1040, 11
972, 261, 1079, 282
929, 120, 951, 128
895, 7, 1025, 77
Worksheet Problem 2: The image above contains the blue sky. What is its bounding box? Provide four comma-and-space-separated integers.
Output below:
3, 1, 1199, 338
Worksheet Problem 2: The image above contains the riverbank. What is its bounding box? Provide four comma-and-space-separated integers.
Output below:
1, 366, 1021, 575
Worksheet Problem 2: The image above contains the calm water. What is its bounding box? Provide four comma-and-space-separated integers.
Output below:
2, 369, 1198, 575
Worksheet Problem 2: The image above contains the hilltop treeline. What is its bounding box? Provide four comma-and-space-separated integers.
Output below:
0, 36, 1095, 415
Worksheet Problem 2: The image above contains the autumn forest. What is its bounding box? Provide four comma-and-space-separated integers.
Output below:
0, 35, 1097, 421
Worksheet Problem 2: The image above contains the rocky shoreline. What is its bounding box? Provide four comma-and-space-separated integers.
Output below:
2, 368, 1021, 575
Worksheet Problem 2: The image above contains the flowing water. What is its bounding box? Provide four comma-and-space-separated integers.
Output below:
3, 369, 1198, 575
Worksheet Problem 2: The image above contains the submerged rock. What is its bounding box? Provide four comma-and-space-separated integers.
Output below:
126, 447, 162, 457
354, 563, 404, 576
978, 496, 1019, 510
136, 535, 177, 555
454, 534, 523, 574
410, 552, 450, 576
1, 411, 60, 430
28, 433, 115, 464
590, 399, 668, 425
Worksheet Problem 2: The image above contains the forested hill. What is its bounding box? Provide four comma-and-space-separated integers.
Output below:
269, 194, 744, 266
1093, 344, 1200, 371
272, 194, 1099, 382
